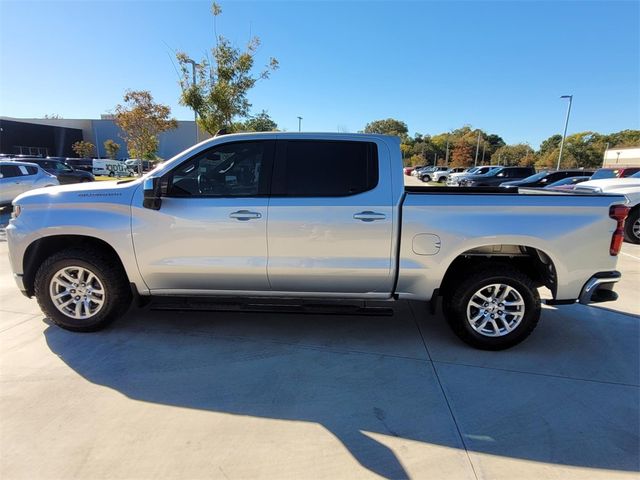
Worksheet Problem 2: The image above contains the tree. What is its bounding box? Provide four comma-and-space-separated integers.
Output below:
114, 90, 177, 171
176, 2, 279, 135
450, 141, 474, 167
363, 118, 408, 138
72, 140, 95, 158
237, 110, 278, 132
103, 139, 121, 160
492, 144, 535, 166
538, 134, 562, 155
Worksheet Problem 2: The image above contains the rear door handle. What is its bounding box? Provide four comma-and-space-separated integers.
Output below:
229, 210, 262, 221
353, 211, 386, 222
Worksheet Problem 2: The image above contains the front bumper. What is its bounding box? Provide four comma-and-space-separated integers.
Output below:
578, 271, 621, 305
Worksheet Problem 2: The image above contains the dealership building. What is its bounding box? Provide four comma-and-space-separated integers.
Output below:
602, 147, 640, 168
0, 116, 207, 159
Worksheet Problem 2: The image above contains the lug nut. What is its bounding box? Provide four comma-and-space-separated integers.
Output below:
75, 296, 80, 300
70, 289, 76, 293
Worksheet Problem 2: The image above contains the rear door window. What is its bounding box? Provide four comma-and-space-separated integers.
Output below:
273, 140, 378, 197
0, 165, 23, 178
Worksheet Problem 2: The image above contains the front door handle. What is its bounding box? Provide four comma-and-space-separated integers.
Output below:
229, 210, 262, 221
353, 211, 386, 222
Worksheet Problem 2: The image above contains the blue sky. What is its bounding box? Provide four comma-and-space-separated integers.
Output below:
0, 0, 638, 147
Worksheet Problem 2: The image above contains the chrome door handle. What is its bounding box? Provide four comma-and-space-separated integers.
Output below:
229, 210, 262, 221
353, 211, 386, 222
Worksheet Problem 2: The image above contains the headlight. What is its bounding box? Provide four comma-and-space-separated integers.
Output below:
11, 204, 21, 220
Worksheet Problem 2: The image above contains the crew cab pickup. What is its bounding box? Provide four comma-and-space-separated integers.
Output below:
6, 133, 629, 349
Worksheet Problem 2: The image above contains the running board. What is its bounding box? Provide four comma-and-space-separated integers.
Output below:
149, 297, 394, 316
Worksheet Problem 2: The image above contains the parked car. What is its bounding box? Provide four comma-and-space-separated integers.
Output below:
590, 167, 640, 180
575, 171, 640, 244
458, 166, 536, 187
446, 166, 500, 186
544, 176, 592, 191
7, 133, 628, 350
430, 167, 466, 183
65, 158, 94, 174
126, 159, 153, 174
0, 161, 59, 206
419, 166, 449, 182
500, 170, 593, 189
24, 158, 94, 184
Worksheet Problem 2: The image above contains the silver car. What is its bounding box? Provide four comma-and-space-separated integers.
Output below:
0, 160, 59, 206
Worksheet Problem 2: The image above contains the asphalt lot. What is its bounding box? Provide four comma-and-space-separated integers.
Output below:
0, 206, 639, 479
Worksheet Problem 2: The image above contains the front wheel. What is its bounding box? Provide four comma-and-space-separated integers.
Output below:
34, 248, 132, 331
421, 175, 431, 183
624, 207, 640, 244
442, 265, 541, 350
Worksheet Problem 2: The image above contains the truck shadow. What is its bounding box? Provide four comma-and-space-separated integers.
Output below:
43, 305, 639, 478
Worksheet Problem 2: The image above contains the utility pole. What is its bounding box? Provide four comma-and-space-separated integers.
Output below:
557, 95, 573, 170
602, 142, 609, 168
481, 143, 486, 164
184, 57, 200, 144
474, 131, 481, 166
433, 152, 436, 167
297, 116, 303, 132
445, 138, 450, 166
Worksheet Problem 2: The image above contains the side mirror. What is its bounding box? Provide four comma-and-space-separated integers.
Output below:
143, 177, 163, 210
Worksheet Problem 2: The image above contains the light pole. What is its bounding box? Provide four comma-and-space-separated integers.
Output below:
297, 116, 303, 132
473, 130, 481, 167
556, 95, 573, 170
184, 57, 200, 143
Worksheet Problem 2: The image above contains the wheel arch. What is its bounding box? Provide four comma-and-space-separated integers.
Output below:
439, 244, 558, 299
22, 235, 129, 297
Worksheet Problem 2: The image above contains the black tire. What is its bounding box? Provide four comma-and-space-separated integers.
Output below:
442, 265, 541, 350
108, 171, 115, 177
34, 248, 132, 332
421, 175, 431, 183
624, 207, 640, 244
438, 176, 447, 183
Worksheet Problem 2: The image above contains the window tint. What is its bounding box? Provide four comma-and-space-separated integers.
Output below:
0, 165, 23, 178
167, 141, 272, 197
275, 140, 378, 197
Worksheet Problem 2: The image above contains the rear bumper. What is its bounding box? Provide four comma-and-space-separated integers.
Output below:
578, 271, 621, 305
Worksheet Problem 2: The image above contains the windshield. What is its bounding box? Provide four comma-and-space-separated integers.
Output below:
547, 176, 588, 187
475, 166, 499, 175
591, 169, 619, 180
520, 171, 549, 182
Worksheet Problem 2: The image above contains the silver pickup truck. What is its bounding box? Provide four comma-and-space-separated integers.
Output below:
6, 133, 630, 349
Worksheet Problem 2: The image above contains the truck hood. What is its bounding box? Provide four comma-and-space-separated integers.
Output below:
13, 179, 141, 207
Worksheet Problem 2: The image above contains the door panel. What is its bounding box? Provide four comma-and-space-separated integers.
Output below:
266, 139, 395, 294
133, 197, 269, 291
132, 140, 274, 293
267, 199, 394, 293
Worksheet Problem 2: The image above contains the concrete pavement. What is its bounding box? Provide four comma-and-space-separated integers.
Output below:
0, 236, 638, 479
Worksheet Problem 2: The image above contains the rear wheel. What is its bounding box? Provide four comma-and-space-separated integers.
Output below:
438, 176, 447, 183
624, 207, 640, 244
34, 248, 132, 331
421, 175, 431, 183
442, 265, 541, 350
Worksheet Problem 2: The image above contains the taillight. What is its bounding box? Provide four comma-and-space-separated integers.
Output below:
609, 204, 630, 256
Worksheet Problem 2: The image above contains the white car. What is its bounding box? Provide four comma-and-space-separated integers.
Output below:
431, 167, 466, 183
0, 160, 59, 206
447, 166, 500, 186
575, 172, 640, 244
